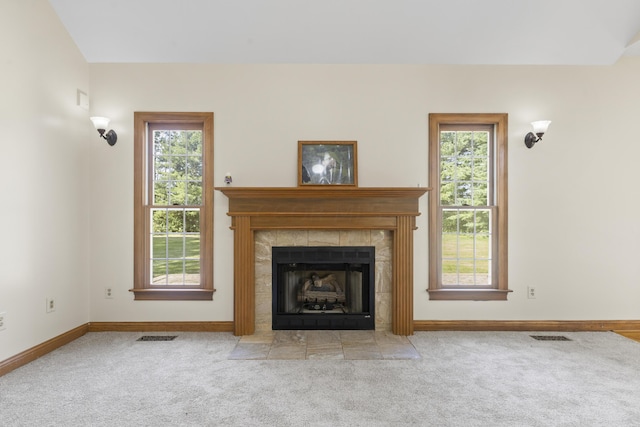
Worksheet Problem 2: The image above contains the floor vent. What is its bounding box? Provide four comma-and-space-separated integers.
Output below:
137, 335, 177, 342
530, 335, 571, 341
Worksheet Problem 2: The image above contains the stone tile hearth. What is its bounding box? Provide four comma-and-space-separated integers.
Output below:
229, 330, 420, 360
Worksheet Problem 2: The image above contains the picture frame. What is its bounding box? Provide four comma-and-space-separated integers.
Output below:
298, 141, 358, 186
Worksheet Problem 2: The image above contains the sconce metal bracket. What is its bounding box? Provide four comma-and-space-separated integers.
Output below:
524, 132, 539, 149
102, 130, 118, 146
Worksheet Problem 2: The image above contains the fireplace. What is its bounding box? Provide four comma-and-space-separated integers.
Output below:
272, 246, 375, 330
216, 187, 428, 335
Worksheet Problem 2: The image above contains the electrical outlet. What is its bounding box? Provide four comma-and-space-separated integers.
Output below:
0, 312, 6, 331
46, 298, 56, 313
527, 286, 536, 299
105, 287, 114, 299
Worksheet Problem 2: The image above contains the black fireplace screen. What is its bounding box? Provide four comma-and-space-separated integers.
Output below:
272, 246, 375, 330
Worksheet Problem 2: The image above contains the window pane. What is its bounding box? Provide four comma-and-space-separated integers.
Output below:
185, 210, 200, 233
153, 181, 169, 205
186, 156, 202, 180
440, 131, 456, 155
152, 235, 168, 259
472, 182, 488, 205
169, 182, 186, 205
440, 182, 455, 205
152, 209, 167, 232
442, 233, 458, 261
456, 183, 472, 206
474, 260, 491, 285
186, 131, 203, 154
440, 157, 455, 181
442, 269, 459, 286
186, 181, 202, 205
456, 132, 473, 155
152, 260, 168, 284
473, 131, 489, 156
168, 156, 186, 180
154, 155, 171, 180
169, 131, 187, 153
442, 209, 459, 233
184, 260, 200, 285
166, 211, 184, 233
475, 234, 491, 259
472, 158, 487, 181
475, 210, 491, 235
184, 235, 200, 259
456, 157, 472, 181
153, 131, 171, 154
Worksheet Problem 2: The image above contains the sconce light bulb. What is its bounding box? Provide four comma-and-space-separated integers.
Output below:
525, 120, 551, 149
90, 116, 110, 130
531, 120, 551, 135
90, 117, 117, 146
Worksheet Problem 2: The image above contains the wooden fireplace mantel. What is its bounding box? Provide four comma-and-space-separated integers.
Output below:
216, 187, 429, 336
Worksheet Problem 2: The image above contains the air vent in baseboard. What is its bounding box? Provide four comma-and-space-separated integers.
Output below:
137, 335, 177, 341
530, 335, 571, 341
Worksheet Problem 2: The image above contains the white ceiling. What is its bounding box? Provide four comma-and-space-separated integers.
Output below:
48, 0, 640, 65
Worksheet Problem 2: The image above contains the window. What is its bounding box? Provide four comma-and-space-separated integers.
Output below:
428, 113, 510, 300
133, 112, 214, 300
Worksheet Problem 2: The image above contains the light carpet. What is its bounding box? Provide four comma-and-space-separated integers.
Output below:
1, 331, 639, 426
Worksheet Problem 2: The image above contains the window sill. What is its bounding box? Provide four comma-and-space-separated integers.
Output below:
130, 288, 215, 301
427, 289, 511, 301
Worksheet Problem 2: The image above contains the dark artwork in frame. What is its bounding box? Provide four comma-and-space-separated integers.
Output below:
298, 141, 358, 186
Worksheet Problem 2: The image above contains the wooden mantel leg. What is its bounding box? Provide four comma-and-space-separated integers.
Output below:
233, 216, 255, 336
393, 216, 415, 336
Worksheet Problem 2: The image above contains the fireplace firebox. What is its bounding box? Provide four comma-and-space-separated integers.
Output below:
272, 246, 375, 330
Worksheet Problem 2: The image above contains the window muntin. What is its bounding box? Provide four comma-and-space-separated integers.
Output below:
133, 113, 214, 300
428, 114, 509, 301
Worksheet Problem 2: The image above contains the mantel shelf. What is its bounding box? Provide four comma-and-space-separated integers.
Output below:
215, 186, 429, 221
216, 186, 430, 199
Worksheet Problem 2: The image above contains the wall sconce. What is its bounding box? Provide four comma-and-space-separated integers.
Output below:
90, 116, 118, 146
524, 120, 551, 148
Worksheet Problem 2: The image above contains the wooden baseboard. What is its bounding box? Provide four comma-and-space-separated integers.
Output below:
88, 321, 234, 332
0, 323, 89, 377
413, 320, 640, 332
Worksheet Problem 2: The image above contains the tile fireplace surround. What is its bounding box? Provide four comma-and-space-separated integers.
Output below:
217, 187, 429, 336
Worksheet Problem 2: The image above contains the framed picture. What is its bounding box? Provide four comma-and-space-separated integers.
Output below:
298, 141, 358, 186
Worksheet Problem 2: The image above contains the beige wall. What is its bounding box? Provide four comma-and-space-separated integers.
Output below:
0, 0, 91, 360
88, 60, 640, 323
